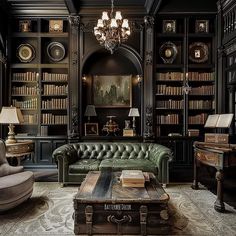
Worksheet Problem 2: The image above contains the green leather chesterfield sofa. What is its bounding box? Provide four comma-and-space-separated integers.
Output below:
52, 142, 173, 186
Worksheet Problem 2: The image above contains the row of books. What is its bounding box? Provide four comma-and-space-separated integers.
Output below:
12, 72, 68, 82
12, 98, 37, 109
43, 84, 68, 95
156, 72, 184, 81
157, 85, 184, 95
157, 85, 214, 96
187, 72, 214, 81
42, 72, 68, 82
12, 72, 38, 81
189, 85, 214, 95
41, 114, 67, 124
42, 98, 68, 109
12, 86, 38, 95
157, 114, 179, 124
22, 114, 38, 124
189, 100, 214, 109
156, 100, 183, 109
188, 113, 208, 124
156, 72, 214, 81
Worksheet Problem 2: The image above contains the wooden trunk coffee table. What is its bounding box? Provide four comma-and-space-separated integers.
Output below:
73, 171, 170, 236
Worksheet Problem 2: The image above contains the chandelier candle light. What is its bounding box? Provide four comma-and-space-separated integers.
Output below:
94, 0, 131, 54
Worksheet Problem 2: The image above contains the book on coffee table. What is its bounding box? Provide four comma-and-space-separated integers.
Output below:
120, 170, 145, 187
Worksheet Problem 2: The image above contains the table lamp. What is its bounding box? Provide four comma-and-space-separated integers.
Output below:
84, 105, 97, 122
0, 106, 24, 144
128, 108, 140, 134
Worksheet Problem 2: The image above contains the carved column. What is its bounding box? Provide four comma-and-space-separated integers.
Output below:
68, 15, 80, 138
143, 16, 155, 140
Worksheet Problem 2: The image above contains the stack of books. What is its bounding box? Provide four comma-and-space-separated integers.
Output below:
188, 129, 200, 137
120, 170, 145, 187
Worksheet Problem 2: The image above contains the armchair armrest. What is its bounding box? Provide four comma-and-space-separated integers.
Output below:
149, 144, 173, 184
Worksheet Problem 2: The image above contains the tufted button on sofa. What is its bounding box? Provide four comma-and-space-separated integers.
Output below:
52, 142, 173, 186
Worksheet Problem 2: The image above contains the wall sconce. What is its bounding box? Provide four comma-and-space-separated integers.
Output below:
0, 106, 24, 144
128, 108, 140, 135
82, 75, 87, 82
84, 105, 97, 122
136, 75, 142, 83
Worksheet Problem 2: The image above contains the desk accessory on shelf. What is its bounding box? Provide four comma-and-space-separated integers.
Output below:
0, 106, 24, 144
102, 116, 120, 136
19, 20, 32, 32
123, 120, 134, 136
17, 43, 35, 63
49, 20, 63, 33
204, 113, 233, 143
47, 42, 65, 62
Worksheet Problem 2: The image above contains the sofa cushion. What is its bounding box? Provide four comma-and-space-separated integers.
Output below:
99, 159, 157, 174
69, 159, 100, 174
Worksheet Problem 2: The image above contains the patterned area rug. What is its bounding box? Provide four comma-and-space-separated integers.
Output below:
0, 182, 236, 236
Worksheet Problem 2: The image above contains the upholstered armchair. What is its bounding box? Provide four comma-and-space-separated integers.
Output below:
0, 139, 34, 212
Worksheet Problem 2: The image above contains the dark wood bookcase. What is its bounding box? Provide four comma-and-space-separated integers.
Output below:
155, 15, 216, 137
8, 17, 69, 167
218, 0, 236, 142
155, 14, 216, 180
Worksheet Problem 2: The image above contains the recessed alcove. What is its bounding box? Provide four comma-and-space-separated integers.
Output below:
81, 47, 143, 136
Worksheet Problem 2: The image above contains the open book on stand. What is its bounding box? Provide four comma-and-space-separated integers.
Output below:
204, 114, 234, 144
204, 114, 233, 128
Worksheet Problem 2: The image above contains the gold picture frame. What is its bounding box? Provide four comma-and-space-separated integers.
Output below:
49, 20, 63, 33
85, 123, 99, 136
163, 20, 176, 33
93, 75, 132, 108
195, 20, 209, 33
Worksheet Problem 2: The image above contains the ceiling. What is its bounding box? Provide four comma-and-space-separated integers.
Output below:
4, 0, 161, 16
3, 0, 218, 17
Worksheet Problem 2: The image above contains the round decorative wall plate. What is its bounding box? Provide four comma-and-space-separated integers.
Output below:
159, 41, 178, 64
47, 42, 65, 62
17, 43, 35, 63
189, 42, 208, 63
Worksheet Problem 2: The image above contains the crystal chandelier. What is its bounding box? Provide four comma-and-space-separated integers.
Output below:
94, 0, 131, 54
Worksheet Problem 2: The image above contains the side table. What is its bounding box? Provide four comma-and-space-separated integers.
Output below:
6, 140, 34, 166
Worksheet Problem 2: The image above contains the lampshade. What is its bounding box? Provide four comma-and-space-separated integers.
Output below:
84, 105, 97, 117
0, 106, 24, 144
128, 108, 140, 117
0, 106, 24, 124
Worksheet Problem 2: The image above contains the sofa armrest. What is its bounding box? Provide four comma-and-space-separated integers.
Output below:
52, 144, 78, 184
52, 144, 78, 165
149, 144, 173, 184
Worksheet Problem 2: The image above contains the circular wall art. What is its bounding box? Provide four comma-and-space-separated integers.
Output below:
47, 42, 65, 62
159, 41, 178, 64
189, 42, 208, 63
17, 43, 35, 63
